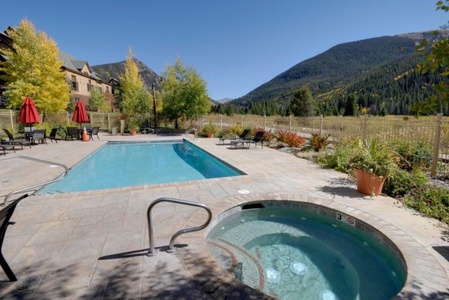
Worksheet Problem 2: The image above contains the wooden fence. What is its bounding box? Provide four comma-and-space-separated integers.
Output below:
0, 111, 123, 133
203, 114, 449, 178
2, 110, 449, 178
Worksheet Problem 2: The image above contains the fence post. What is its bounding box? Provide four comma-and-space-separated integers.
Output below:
431, 113, 443, 177
9, 109, 14, 133
319, 115, 323, 136
362, 115, 368, 146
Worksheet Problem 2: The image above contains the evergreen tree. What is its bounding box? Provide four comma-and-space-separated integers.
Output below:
0, 19, 70, 115
344, 94, 359, 116
224, 103, 235, 116
161, 57, 210, 128
290, 87, 316, 117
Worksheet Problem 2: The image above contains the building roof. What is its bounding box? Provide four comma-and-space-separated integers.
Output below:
59, 50, 101, 81
1, 27, 105, 84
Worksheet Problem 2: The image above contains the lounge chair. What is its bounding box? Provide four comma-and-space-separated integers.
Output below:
247, 130, 265, 148
219, 129, 250, 145
2, 129, 31, 148
0, 194, 29, 281
230, 130, 265, 149
89, 126, 100, 140
2, 128, 26, 142
48, 128, 60, 143
0, 143, 16, 155
31, 129, 46, 145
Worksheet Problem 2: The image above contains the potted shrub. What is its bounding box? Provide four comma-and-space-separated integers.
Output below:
127, 117, 139, 135
200, 123, 219, 138
348, 137, 398, 196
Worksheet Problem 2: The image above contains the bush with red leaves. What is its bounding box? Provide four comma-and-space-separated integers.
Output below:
277, 130, 306, 148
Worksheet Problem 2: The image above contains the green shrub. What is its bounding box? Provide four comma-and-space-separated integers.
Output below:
200, 123, 220, 137
228, 123, 244, 135
404, 184, 449, 225
220, 123, 248, 138
390, 139, 432, 171
316, 137, 360, 173
348, 137, 399, 178
383, 168, 428, 198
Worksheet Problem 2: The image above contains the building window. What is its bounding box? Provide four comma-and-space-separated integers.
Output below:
71, 75, 78, 91
106, 86, 109, 93
87, 80, 92, 92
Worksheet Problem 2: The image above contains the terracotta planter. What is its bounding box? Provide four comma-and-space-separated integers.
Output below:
354, 169, 386, 196
207, 132, 214, 138
129, 130, 137, 136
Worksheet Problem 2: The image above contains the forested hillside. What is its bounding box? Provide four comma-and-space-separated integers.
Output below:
216, 33, 446, 116
317, 53, 448, 116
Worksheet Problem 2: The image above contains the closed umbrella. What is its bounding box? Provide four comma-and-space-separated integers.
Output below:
72, 101, 89, 128
18, 96, 40, 132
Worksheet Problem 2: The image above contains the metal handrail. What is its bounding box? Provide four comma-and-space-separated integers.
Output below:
146, 197, 212, 256
185, 128, 198, 140
1, 155, 69, 205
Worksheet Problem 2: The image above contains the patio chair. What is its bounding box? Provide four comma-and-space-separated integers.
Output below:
219, 129, 250, 145
0, 194, 29, 281
248, 130, 265, 148
2, 128, 25, 142
2, 129, 31, 148
0, 144, 15, 155
1, 138, 24, 153
89, 126, 100, 140
230, 130, 265, 149
65, 127, 80, 140
31, 129, 46, 145
48, 128, 60, 143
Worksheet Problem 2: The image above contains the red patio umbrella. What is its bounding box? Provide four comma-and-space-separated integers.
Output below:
72, 101, 89, 128
18, 96, 40, 131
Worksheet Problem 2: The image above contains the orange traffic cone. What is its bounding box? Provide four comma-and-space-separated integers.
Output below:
82, 127, 89, 141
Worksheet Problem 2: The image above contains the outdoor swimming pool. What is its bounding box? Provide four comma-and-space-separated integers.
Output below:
207, 201, 406, 300
40, 140, 243, 194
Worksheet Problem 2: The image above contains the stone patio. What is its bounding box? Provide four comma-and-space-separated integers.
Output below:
0, 132, 448, 299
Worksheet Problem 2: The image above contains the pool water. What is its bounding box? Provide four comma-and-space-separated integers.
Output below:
207, 205, 406, 300
40, 141, 242, 194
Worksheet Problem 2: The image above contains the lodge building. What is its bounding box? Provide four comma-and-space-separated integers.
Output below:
0, 27, 115, 111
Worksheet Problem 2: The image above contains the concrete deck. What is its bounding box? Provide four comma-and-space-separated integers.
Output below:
0, 132, 448, 299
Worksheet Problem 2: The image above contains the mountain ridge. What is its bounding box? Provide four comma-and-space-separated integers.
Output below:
92, 31, 443, 115
92, 58, 162, 92
233, 35, 419, 105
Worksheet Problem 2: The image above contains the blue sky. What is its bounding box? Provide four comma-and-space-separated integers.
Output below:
2, 0, 447, 100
